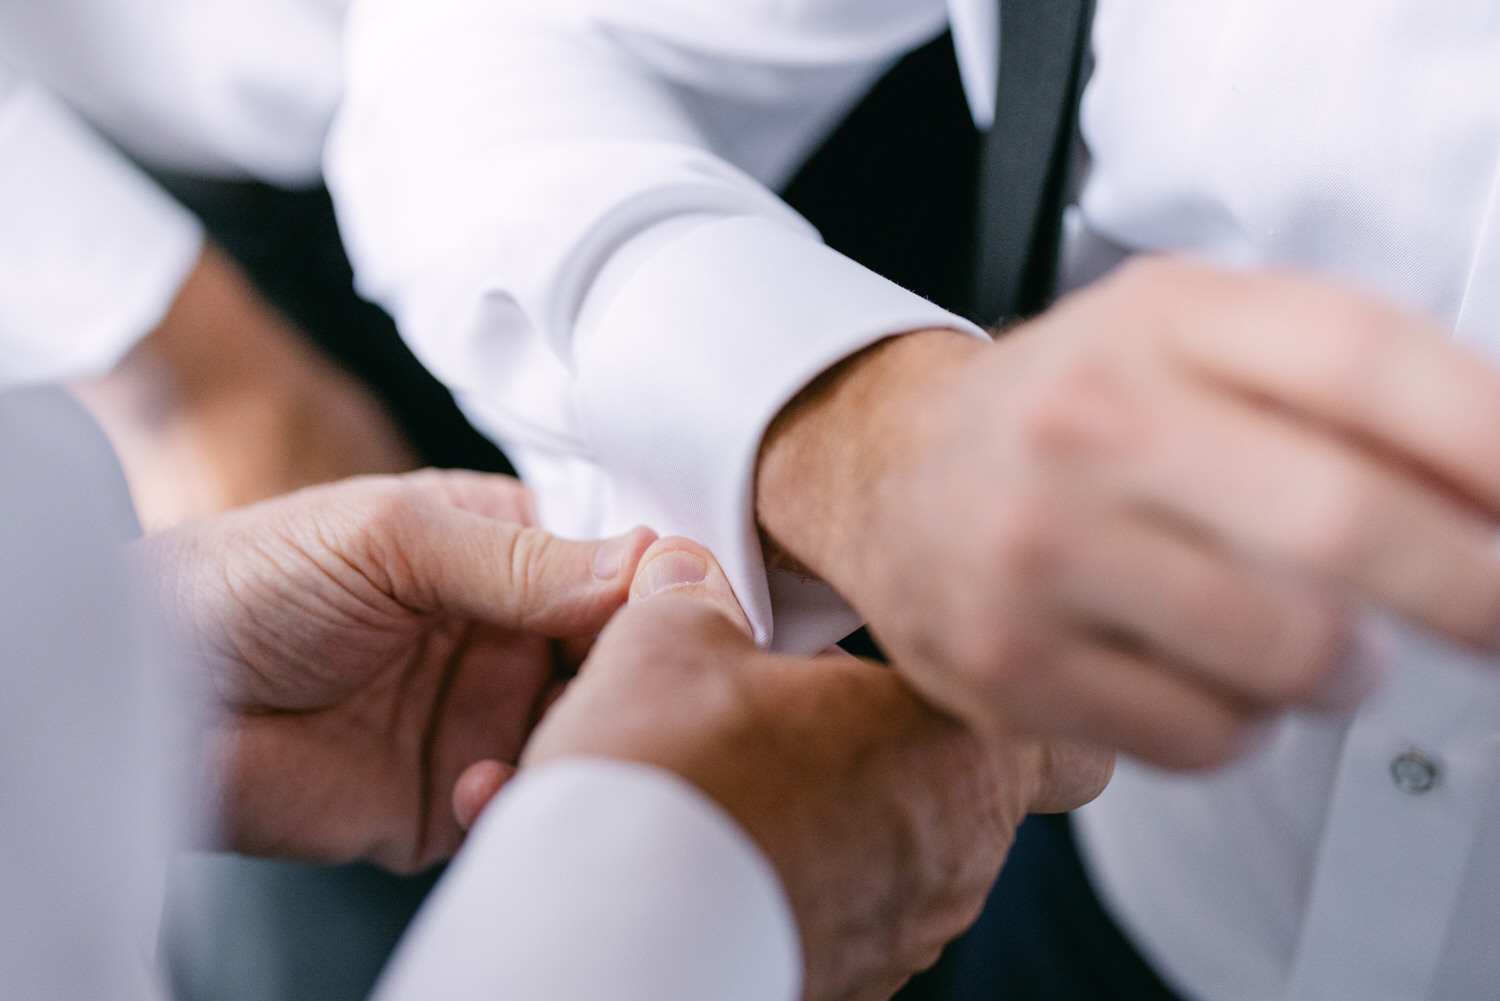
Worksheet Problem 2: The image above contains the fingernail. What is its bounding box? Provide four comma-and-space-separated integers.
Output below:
634, 550, 708, 599
1312, 610, 1393, 713
592, 534, 632, 581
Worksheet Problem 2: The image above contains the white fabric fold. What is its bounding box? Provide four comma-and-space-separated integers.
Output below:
374, 758, 802, 1001
0, 72, 201, 391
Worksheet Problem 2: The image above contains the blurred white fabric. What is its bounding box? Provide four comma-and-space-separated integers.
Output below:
0, 387, 181, 1001
375, 760, 799, 1001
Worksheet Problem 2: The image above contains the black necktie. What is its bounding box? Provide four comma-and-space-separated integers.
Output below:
971, 0, 1097, 326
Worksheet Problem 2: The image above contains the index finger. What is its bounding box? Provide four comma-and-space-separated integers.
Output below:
1141, 260, 1500, 514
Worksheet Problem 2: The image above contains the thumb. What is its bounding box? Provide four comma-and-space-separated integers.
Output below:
410, 507, 658, 635
1025, 741, 1116, 815
629, 537, 755, 640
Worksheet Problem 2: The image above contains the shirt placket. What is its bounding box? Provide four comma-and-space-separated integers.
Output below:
1454, 142, 1500, 353
1282, 624, 1500, 1001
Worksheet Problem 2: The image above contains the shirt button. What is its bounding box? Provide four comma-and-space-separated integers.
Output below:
1391, 750, 1441, 795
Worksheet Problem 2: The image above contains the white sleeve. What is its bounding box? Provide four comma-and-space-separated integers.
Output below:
0, 0, 342, 183
372, 758, 802, 1001
0, 388, 188, 1001
0, 64, 203, 391
326, 0, 986, 653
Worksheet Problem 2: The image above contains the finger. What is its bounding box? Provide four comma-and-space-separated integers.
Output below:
951, 635, 1268, 771
408, 510, 658, 635
402, 468, 540, 525
1054, 510, 1365, 711
1024, 741, 1116, 815
1118, 378, 1500, 650
629, 537, 755, 640
1151, 260, 1500, 514
452, 759, 516, 832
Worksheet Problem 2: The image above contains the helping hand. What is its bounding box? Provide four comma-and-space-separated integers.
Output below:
137, 469, 655, 873
522, 537, 1112, 1001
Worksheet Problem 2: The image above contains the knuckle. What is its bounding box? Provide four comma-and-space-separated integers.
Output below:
1173, 716, 1254, 771
504, 525, 559, 599
341, 483, 427, 584
1283, 460, 1379, 574
983, 495, 1066, 584
1292, 296, 1390, 409
1259, 601, 1352, 704
360, 481, 424, 536
1168, 566, 1249, 641
943, 619, 1048, 700
1011, 359, 1141, 463
1173, 569, 1344, 705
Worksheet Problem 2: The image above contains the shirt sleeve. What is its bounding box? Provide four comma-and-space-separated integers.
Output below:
0, 0, 342, 183
0, 64, 203, 392
0, 388, 187, 1001
372, 758, 802, 1001
326, 0, 986, 652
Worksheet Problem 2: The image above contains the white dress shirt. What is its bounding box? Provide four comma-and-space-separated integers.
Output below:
325, 2, 1500, 999
0, 0, 345, 392
375, 759, 799, 1001
0, 63, 201, 391
1068, 6, 1500, 1001
0, 387, 179, 1001
0, 388, 801, 1001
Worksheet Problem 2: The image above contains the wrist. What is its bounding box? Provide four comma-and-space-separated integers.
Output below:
754, 328, 984, 594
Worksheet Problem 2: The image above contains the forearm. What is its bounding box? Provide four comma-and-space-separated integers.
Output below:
72, 245, 416, 528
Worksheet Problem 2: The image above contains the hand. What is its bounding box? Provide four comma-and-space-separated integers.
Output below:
73, 245, 419, 531
757, 257, 1500, 768
137, 469, 655, 873
520, 538, 1112, 1001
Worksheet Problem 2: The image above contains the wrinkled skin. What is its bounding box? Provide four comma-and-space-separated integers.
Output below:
139, 469, 654, 873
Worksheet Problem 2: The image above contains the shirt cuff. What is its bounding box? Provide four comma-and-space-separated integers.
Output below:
374, 758, 802, 1001
0, 76, 203, 391
575, 214, 984, 652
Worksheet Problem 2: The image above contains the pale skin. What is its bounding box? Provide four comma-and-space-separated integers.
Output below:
74, 244, 418, 531
757, 257, 1500, 768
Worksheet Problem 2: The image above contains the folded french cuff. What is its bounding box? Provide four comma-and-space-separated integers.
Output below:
576, 214, 983, 652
